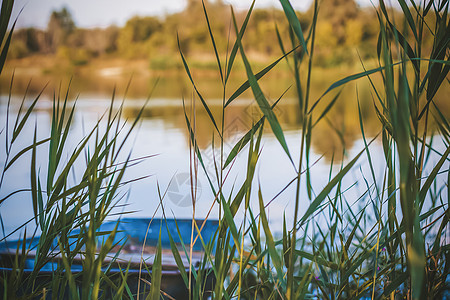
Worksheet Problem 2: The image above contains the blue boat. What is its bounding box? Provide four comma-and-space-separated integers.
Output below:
0, 218, 219, 299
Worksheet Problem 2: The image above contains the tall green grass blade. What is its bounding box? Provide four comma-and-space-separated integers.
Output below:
418, 144, 450, 209
47, 123, 101, 206
423, 0, 434, 15
374, 104, 394, 136
232, 13, 292, 164
357, 98, 381, 215
226, 246, 255, 297
4, 138, 50, 171
37, 179, 44, 229
383, 272, 408, 296
113, 265, 130, 300
58, 239, 79, 300
279, 0, 308, 55
426, 3, 448, 101
226, 2, 255, 83
56, 80, 71, 139
165, 219, 189, 286
225, 46, 298, 107
222, 198, 241, 249
342, 244, 376, 280
377, 0, 419, 69
223, 119, 263, 169
92, 223, 119, 298
313, 90, 342, 127
202, 0, 223, 83
177, 35, 220, 136
31, 126, 38, 224
298, 136, 377, 226
229, 181, 248, 217
397, 0, 418, 41
244, 123, 262, 209
55, 104, 77, 167
294, 250, 338, 270
303, 0, 319, 114
431, 206, 449, 254
275, 24, 287, 64
344, 208, 365, 253
224, 88, 287, 169
411, 216, 426, 300
148, 230, 162, 300
310, 60, 405, 114
258, 188, 285, 290
426, 61, 449, 104
288, 27, 304, 113
0, 0, 14, 45
182, 102, 220, 203
387, 25, 419, 72
305, 116, 312, 199
295, 263, 313, 299
282, 214, 290, 267
0, 19, 15, 75
11, 86, 44, 145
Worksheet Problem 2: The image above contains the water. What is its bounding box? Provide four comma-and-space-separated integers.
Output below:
0, 75, 448, 241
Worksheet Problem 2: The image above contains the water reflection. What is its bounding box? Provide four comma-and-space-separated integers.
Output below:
0, 71, 448, 238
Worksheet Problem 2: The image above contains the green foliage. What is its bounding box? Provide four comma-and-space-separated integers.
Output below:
0, 0, 15, 75
47, 7, 76, 51
7, 39, 28, 59
117, 16, 161, 58
176, 0, 449, 299
57, 45, 92, 65
6, 0, 397, 68
0, 81, 145, 297
1, 0, 448, 299
48, 7, 75, 33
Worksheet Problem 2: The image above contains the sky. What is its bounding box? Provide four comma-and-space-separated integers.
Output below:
13, 0, 378, 29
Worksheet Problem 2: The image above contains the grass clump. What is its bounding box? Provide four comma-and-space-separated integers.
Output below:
0, 79, 148, 298
1, 5, 147, 295
175, 0, 449, 299
0, 0, 449, 299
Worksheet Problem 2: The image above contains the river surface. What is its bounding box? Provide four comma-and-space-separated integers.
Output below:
0, 72, 448, 240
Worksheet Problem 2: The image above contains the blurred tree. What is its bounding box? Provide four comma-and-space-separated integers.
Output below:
117, 16, 161, 58
9, 28, 52, 56
24, 28, 40, 52
68, 27, 119, 56
315, 0, 359, 44
8, 39, 28, 59
130, 16, 161, 42
47, 7, 75, 52
57, 45, 91, 65
5, 0, 386, 70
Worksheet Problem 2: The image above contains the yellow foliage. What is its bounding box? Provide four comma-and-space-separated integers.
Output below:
56, 46, 91, 65
316, 22, 338, 48
345, 19, 363, 46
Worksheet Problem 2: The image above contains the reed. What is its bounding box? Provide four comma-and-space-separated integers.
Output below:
175, 0, 449, 299
0, 0, 448, 299
1, 6, 145, 294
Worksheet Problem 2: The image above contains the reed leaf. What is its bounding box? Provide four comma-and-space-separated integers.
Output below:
225, 1, 255, 83
148, 230, 162, 300
177, 35, 220, 136
258, 188, 285, 290
232, 12, 292, 164
279, 0, 308, 55
299, 137, 377, 227
225, 45, 298, 107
